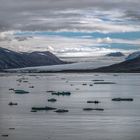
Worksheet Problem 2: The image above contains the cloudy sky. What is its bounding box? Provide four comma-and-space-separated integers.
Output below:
0, 0, 140, 57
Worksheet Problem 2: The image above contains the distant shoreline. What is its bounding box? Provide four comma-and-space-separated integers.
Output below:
2, 69, 140, 73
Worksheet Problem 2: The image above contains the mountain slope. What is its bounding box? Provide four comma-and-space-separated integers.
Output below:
106, 52, 125, 57
92, 56, 140, 73
0, 47, 64, 69
126, 51, 140, 61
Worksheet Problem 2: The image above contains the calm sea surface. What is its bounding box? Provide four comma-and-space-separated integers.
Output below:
0, 73, 140, 140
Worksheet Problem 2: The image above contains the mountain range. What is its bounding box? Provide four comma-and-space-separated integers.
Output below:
105, 52, 125, 57
126, 51, 140, 61
0, 47, 65, 69
1, 47, 140, 73
92, 55, 140, 73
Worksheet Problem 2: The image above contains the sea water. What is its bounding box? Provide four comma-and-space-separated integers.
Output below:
0, 73, 140, 140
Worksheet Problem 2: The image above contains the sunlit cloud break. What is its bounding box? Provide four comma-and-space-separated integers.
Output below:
0, 32, 140, 57
0, 0, 140, 57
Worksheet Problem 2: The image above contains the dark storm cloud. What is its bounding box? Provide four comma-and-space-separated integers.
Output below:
0, 0, 140, 32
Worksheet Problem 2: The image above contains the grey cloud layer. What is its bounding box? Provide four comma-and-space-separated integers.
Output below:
0, 0, 140, 32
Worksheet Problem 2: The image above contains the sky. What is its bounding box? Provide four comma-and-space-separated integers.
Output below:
0, 0, 140, 57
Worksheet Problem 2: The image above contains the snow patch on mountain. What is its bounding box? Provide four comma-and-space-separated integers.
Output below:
126, 51, 140, 60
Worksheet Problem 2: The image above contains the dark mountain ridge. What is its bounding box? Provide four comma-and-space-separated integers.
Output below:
0, 47, 65, 69
105, 52, 125, 57
92, 55, 140, 73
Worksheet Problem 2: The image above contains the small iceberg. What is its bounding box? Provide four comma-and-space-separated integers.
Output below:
29, 86, 34, 88
87, 100, 100, 104
1, 134, 9, 137
48, 98, 57, 102
83, 108, 104, 111
55, 109, 69, 113
89, 84, 93, 86
82, 83, 87, 86
112, 98, 133, 101
14, 90, 29, 94
9, 128, 15, 130
31, 106, 56, 111
9, 88, 14, 91
51, 91, 71, 96
8, 102, 18, 106
47, 90, 55, 93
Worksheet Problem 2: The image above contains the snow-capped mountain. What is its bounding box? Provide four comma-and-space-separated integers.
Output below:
126, 51, 140, 60
106, 52, 125, 57
0, 47, 65, 69
92, 55, 140, 73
